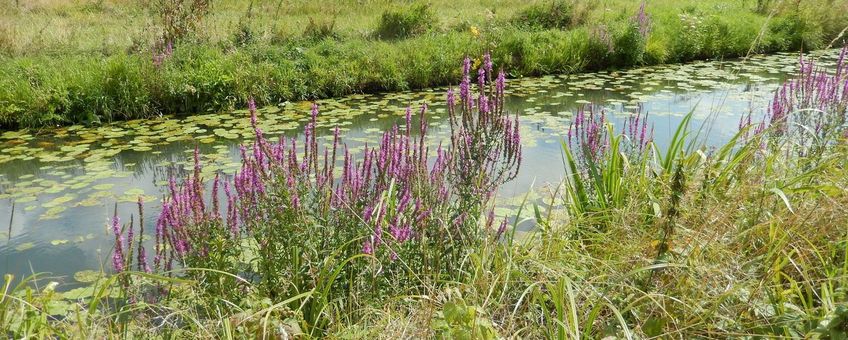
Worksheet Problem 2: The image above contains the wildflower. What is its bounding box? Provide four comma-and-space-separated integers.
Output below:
496, 218, 508, 238
634, 0, 651, 38
111, 216, 124, 273
362, 240, 373, 255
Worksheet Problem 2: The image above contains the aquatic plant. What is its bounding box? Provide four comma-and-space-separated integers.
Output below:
112, 53, 520, 332
634, 0, 651, 39
565, 105, 652, 165
561, 105, 658, 220
739, 46, 848, 156
448, 56, 522, 216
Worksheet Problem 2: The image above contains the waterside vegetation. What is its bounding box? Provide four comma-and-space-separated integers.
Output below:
1, 0, 847, 128
2, 47, 848, 338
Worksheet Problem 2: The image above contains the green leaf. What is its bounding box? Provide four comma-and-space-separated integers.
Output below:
770, 187, 794, 214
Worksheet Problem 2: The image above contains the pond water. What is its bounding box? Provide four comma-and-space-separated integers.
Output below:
0, 49, 843, 282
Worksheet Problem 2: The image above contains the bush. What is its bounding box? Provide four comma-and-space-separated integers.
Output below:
511, 0, 592, 30
609, 22, 646, 67
303, 17, 338, 41
149, 0, 212, 43
375, 3, 436, 40
584, 25, 614, 69
766, 14, 823, 52
662, 12, 758, 62
232, 21, 255, 46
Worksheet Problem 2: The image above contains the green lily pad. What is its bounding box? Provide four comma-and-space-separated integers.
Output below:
15, 242, 35, 251
62, 286, 95, 300
92, 183, 114, 190
73, 270, 101, 283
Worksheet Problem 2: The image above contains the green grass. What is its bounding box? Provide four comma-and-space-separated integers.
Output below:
0, 0, 846, 128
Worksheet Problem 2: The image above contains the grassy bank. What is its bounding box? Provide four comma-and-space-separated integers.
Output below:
2, 48, 847, 338
1, 0, 847, 128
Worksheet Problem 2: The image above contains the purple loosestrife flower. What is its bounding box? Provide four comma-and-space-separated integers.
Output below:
484, 52, 493, 76
496, 218, 508, 238
211, 174, 220, 218
362, 240, 373, 255
479, 95, 489, 115
634, 1, 651, 39
111, 216, 124, 273
405, 106, 413, 136
249, 97, 258, 128
138, 248, 151, 273
127, 52, 523, 289
224, 181, 238, 236
496, 71, 505, 102
136, 196, 150, 273
485, 208, 495, 230
478, 67, 486, 95
363, 205, 374, 223
460, 77, 471, 109
373, 221, 383, 247
126, 218, 134, 265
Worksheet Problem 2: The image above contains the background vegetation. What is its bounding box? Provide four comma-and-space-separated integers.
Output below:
1, 0, 846, 128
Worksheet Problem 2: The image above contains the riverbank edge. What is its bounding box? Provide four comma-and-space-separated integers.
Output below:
0, 24, 845, 130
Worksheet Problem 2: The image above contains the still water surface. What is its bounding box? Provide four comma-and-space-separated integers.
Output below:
0, 49, 842, 281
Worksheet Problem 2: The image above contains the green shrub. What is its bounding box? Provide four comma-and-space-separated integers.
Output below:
511, 0, 592, 30
374, 3, 436, 40
609, 22, 646, 67
755, 0, 774, 14
232, 21, 255, 46
101, 56, 154, 121
766, 14, 823, 52
303, 17, 338, 41
644, 35, 669, 64
149, 0, 212, 43
584, 25, 614, 69
812, 0, 848, 45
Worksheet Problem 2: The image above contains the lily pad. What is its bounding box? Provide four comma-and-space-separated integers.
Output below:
73, 270, 101, 283
15, 242, 35, 251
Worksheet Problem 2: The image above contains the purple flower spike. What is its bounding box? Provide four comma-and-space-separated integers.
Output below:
249, 97, 258, 128
111, 215, 124, 273
363, 240, 373, 255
